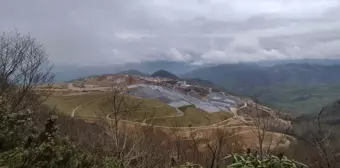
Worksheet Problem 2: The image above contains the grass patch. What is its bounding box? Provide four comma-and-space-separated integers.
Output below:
83, 96, 178, 121
43, 91, 234, 126
43, 92, 107, 117
44, 92, 178, 120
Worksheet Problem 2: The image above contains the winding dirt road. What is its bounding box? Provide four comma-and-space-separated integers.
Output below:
71, 97, 107, 117
71, 97, 247, 130
71, 100, 294, 148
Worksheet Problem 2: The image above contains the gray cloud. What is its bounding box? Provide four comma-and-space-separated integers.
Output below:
1, 0, 340, 66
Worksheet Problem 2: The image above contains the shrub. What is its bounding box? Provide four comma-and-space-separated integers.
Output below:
227, 151, 308, 168
0, 115, 102, 168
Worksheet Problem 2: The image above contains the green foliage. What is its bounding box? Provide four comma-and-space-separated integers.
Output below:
0, 114, 103, 168
175, 152, 309, 168
0, 99, 120, 168
0, 99, 33, 151
227, 152, 308, 168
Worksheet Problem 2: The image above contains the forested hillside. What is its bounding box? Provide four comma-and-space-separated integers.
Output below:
183, 63, 340, 114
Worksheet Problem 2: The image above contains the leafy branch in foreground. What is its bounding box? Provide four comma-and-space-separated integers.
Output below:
226, 150, 308, 168
176, 152, 308, 168
0, 115, 110, 168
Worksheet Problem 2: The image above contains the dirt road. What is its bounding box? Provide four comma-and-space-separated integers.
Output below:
71, 98, 247, 129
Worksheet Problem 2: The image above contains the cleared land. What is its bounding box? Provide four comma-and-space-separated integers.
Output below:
146, 106, 234, 127
43, 92, 107, 117
44, 91, 235, 126
44, 92, 179, 121
79, 96, 178, 121
43, 91, 294, 153
45, 92, 177, 121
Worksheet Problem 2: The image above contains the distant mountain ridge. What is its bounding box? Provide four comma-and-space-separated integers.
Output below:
53, 60, 199, 82
182, 63, 340, 114
116, 69, 149, 77
151, 70, 179, 79
53, 59, 340, 82
183, 63, 340, 93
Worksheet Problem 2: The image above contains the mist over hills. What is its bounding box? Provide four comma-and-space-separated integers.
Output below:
253, 58, 340, 66
54, 58, 340, 82
53, 60, 198, 82
183, 63, 340, 91
182, 62, 340, 114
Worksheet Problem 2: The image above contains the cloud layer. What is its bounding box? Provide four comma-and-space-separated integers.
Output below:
1, 0, 340, 66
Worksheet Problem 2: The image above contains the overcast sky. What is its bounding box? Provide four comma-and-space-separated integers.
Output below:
1, 0, 340, 66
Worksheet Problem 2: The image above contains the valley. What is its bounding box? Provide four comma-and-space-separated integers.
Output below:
3, 3, 340, 165
182, 63, 340, 115
27, 64, 340, 167
41, 71, 295, 155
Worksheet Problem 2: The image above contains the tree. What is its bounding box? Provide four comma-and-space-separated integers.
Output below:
0, 31, 54, 113
205, 128, 231, 168
0, 31, 115, 168
0, 31, 54, 151
239, 96, 292, 160
293, 108, 340, 168
104, 83, 166, 167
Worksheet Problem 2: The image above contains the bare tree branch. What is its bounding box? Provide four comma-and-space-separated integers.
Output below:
0, 31, 54, 113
